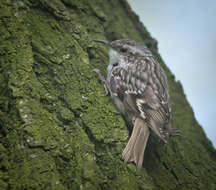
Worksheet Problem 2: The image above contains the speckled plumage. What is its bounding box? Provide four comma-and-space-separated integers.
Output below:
93, 39, 179, 169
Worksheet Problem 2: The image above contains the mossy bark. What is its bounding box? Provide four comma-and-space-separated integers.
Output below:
0, 0, 216, 189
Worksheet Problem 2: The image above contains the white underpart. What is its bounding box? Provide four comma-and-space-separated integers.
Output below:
107, 49, 128, 80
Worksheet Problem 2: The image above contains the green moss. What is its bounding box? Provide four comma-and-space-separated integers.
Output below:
0, 0, 215, 189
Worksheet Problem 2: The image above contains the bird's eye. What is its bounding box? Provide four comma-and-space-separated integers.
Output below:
120, 47, 127, 53
113, 62, 118, 67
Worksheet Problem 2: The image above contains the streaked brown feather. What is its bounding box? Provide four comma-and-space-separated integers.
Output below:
94, 39, 180, 169
122, 118, 149, 169
110, 56, 171, 143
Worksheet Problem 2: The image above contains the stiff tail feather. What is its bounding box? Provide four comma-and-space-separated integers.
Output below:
122, 118, 150, 169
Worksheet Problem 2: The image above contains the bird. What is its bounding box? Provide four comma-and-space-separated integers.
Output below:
93, 39, 180, 169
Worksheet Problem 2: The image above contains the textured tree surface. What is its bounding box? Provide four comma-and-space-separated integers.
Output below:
0, 0, 216, 189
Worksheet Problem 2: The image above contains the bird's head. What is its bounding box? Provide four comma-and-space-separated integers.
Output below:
93, 39, 152, 69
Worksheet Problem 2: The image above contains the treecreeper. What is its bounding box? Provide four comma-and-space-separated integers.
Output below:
93, 39, 180, 169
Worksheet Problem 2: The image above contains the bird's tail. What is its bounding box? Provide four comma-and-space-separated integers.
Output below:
122, 117, 150, 169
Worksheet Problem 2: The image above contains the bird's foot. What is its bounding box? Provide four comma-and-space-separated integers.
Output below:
92, 68, 105, 82
92, 68, 110, 96
170, 128, 181, 137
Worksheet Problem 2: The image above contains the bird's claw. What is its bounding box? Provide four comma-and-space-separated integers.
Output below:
101, 84, 109, 96
93, 68, 110, 96
92, 68, 106, 82
158, 128, 180, 146
170, 128, 181, 137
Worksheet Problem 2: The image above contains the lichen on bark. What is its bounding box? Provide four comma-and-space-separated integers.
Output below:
0, 0, 216, 190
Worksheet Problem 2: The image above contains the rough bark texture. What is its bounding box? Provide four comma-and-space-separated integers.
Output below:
0, 0, 216, 189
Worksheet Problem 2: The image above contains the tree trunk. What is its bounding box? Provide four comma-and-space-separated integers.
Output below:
0, 0, 215, 189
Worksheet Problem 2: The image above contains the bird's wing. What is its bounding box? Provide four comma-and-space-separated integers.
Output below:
109, 56, 171, 142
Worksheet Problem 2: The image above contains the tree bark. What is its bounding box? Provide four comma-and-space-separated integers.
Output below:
0, 0, 215, 189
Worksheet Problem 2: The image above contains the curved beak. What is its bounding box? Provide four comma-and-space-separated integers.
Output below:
93, 39, 110, 46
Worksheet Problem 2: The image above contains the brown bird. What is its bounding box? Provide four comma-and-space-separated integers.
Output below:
93, 39, 180, 169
